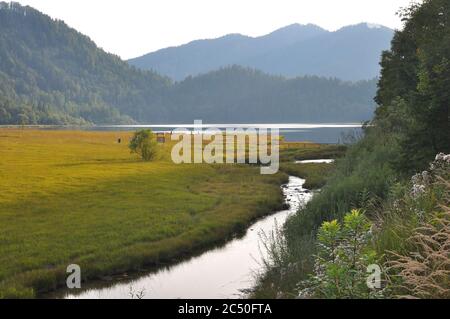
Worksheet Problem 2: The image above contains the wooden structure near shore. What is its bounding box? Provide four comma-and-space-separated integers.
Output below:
156, 132, 166, 143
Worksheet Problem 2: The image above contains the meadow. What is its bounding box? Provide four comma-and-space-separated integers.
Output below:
0, 129, 291, 298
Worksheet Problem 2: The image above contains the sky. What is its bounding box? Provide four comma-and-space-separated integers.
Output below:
15, 0, 414, 59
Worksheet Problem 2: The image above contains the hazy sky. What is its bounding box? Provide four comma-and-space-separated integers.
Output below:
16, 0, 414, 59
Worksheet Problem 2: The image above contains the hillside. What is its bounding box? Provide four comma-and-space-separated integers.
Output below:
0, 3, 377, 125
162, 66, 377, 123
0, 2, 171, 125
242, 23, 395, 81
129, 23, 394, 81
128, 24, 328, 81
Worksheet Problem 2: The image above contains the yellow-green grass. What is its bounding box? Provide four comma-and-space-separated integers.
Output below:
277, 143, 345, 189
279, 162, 336, 189
0, 129, 287, 298
279, 143, 346, 163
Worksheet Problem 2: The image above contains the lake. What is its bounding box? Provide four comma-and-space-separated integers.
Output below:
8, 123, 364, 144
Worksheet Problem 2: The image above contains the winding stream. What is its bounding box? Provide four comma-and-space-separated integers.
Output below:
56, 176, 313, 299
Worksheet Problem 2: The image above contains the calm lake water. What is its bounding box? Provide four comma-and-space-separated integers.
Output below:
92, 123, 363, 144
53, 176, 313, 299
6, 123, 364, 144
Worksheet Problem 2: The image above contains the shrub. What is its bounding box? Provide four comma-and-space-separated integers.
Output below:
129, 129, 158, 161
298, 210, 384, 299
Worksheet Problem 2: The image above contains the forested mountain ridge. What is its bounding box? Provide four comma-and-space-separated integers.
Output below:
0, 2, 171, 125
128, 23, 394, 81
163, 66, 377, 123
0, 2, 377, 125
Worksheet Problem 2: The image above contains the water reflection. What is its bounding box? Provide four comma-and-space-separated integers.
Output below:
295, 159, 335, 164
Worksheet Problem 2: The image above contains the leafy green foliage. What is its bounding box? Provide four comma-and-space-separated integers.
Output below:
254, 0, 450, 298
285, 0, 450, 278
129, 130, 158, 161
375, 0, 450, 173
299, 210, 383, 299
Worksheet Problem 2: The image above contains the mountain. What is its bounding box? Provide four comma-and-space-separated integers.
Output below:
0, 3, 377, 125
128, 23, 394, 81
0, 2, 170, 125
241, 23, 395, 81
161, 66, 377, 123
128, 24, 327, 81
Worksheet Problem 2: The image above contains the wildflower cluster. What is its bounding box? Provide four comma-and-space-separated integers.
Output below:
409, 153, 450, 219
430, 153, 450, 172
411, 154, 449, 199
410, 171, 431, 199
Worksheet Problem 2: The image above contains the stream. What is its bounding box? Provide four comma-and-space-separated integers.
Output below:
56, 175, 314, 299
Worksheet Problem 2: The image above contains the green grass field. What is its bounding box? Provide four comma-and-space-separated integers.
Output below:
0, 129, 290, 298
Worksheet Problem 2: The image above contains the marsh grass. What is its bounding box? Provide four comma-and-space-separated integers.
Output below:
386, 208, 450, 298
279, 163, 335, 189
280, 144, 346, 163
0, 129, 288, 298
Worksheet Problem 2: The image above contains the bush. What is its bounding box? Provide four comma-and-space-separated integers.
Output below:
298, 209, 384, 299
129, 129, 158, 161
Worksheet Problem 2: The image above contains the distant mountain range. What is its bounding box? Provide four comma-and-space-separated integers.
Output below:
128, 23, 394, 81
0, 2, 378, 125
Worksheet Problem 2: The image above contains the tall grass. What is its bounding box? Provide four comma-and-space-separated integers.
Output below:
386, 207, 450, 298
381, 164, 450, 299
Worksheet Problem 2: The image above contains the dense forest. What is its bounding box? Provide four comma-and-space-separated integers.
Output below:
0, 2, 170, 125
163, 66, 377, 123
256, 0, 450, 299
0, 2, 377, 125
